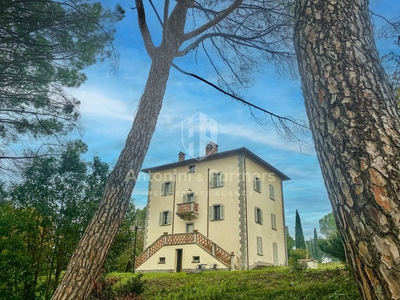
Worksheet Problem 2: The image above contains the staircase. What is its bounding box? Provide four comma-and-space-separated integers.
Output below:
135, 231, 233, 270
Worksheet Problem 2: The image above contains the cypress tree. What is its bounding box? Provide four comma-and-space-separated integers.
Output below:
295, 210, 306, 249
313, 228, 320, 262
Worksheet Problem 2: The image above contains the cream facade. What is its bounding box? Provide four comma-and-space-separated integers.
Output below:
135, 144, 290, 272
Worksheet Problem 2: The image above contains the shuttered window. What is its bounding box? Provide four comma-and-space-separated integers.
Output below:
273, 243, 278, 265
209, 204, 224, 220
269, 184, 275, 200
253, 176, 261, 192
161, 181, 173, 196
255, 207, 263, 224
184, 192, 195, 203
271, 213, 277, 230
210, 172, 224, 188
159, 211, 171, 225
257, 237, 263, 255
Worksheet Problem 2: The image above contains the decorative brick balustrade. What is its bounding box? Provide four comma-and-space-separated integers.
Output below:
135, 231, 233, 270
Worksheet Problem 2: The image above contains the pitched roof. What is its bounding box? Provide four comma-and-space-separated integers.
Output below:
141, 147, 290, 181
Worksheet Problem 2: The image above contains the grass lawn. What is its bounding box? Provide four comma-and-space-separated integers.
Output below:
108, 263, 361, 300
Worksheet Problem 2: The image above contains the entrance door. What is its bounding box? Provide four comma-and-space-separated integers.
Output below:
176, 249, 183, 272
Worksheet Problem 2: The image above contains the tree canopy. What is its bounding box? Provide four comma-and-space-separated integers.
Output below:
0, 0, 124, 167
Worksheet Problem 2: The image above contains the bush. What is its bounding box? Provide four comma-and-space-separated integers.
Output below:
90, 273, 146, 300
115, 274, 146, 300
289, 260, 308, 273
288, 248, 308, 266
90, 276, 119, 300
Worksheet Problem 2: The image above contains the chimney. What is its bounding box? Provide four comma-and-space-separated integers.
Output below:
178, 151, 186, 162
205, 142, 218, 156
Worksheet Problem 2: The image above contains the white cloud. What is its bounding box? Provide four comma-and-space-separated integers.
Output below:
71, 88, 137, 121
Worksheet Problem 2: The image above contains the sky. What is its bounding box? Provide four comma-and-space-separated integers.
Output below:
68, 0, 399, 239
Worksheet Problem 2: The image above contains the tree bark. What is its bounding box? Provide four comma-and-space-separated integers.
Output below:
51, 54, 174, 300
51, 0, 194, 297
294, 0, 400, 299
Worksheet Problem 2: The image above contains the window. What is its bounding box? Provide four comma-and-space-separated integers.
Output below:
209, 204, 224, 221
273, 243, 278, 266
210, 172, 224, 188
257, 237, 263, 255
253, 176, 261, 192
161, 181, 173, 196
271, 213, 277, 230
269, 184, 275, 200
189, 165, 196, 173
186, 222, 194, 233
159, 257, 166, 264
159, 211, 171, 226
192, 256, 200, 263
254, 207, 263, 224
185, 192, 195, 203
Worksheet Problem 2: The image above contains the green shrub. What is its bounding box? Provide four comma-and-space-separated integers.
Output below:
288, 248, 308, 265
89, 276, 118, 300
289, 260, 308, 273
115, 274, 146, 299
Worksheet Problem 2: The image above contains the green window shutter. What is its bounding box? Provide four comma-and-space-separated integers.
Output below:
269, 184, 275, 199
220, 204, 225, 220
209, 206, 214, 220
168, 182, 173, 195
167, 211, 171, 225
273, 243, 278, 265
210, 174, 215, 188
260, 209, 263, 225
271, 213, 276, 229
220, 172, 224, 187
159, 212, 163, 225
257, 237, 263, 255
254, 207, 258, 223
161, 183, 165, 196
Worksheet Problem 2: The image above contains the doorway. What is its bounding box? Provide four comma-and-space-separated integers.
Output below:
176, 249, 183, 272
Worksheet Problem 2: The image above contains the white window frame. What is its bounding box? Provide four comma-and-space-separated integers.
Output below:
254, 207, 263, 225
188, 165, 196, 173
257, 237, 263, 255
269, 184, 275, 200
159, 210, 171, 226
209, 204, 224, 221
192, 256, 200, 263
271, 213, 277, 230
210, 172, 224, 188
253, 176, 261, 193
161, 181, 173, 196
159, 257, 166, 264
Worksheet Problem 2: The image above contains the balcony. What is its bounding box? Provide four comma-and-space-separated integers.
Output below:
176, 202, 199, 218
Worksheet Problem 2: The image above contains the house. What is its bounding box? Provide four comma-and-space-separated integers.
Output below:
135, 143, 290, 272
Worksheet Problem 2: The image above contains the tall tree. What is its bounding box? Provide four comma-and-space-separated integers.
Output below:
295, 210, 306, 249
317, 213, 345, 262
286, 226, 295, 256
52, 1, 296, 298
4, 141, 110, 299
313, 228, 321, 262
0, 0, 124, 168
294, 0, 400, 299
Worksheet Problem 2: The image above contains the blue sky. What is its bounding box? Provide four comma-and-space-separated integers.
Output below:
69, 0, 399, 239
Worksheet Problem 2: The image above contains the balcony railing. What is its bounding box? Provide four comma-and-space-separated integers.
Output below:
176, 202, 199, 218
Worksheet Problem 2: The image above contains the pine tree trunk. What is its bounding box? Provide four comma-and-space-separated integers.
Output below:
51, 1, 193, 297
51, 53, 174, 299
294, 0, 400, 299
